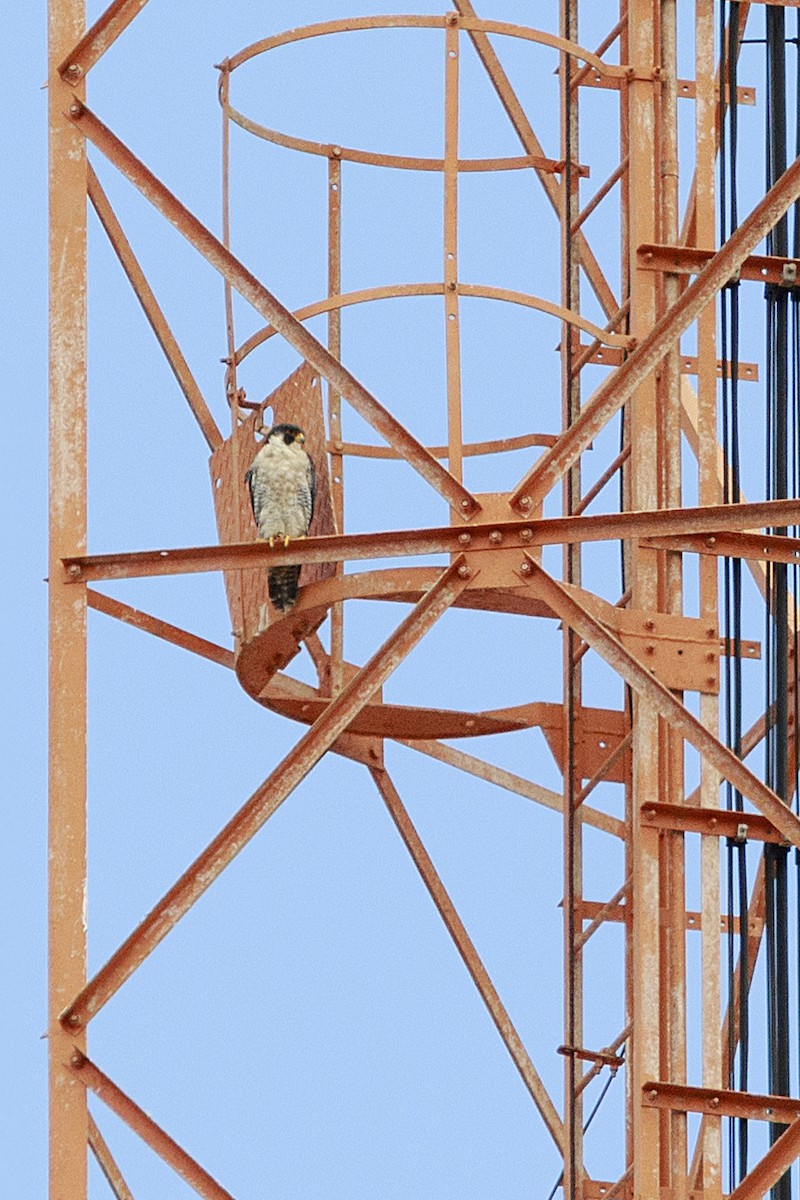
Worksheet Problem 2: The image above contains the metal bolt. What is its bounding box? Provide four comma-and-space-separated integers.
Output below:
519, 562, 532, 575
706, 676, 716, 688
68, 102, 83, 117
707, 627, 716, 637
520, 528, 533, 541
70, 1051, 85, 1069
647, 1089, 658, 1101
447, 280, 457, 291
65, 63, 82, 78
489, 530, 503, 544
67, 564, 81, 578
334, 440, 343, 451
457, 532, 471, 546
644, 618, 655, 630
460, 499, 470, 509
645, 643, 655, 655
709, 1096, 720, 1109
457, 564, 470, 579
65, 1011, 81, 1027
518, 495, 532, 509
446, 10, 458, 23
706, 652, 715, 662
331, 145, 342, 158
705, 536, 716, 548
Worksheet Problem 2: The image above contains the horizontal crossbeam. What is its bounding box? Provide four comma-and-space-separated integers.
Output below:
63, 499, 800, 583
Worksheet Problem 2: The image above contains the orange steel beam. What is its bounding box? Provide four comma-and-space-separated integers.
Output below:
224, 99, 584, 175
640, 801, 788, 845
61, 497, 800, 583
397, 739, 625, 839
336, 431, 558, 458
525, 559, 800, 848
573, 444, 631, 515
570, 158, 628, 235
642, 1080, 800, 1124
60, 559, 471, 1029
678, 2, 752, 257
644, 529, 800, 564
326, 150, 344, 694
87, 590, 235, 669
575, 1026, 631, 1101
86, 167, 223, 452
87, 597, 382, 765
455, 0, 618, 319
66, 102, 480, 520
570, 301, 630, 376
509, 150, 800, 512
225, 16, 624, 75
71, 1053, 234, 1200
728, 1119, 800, 1200
639, 241, 800, 286
233, 283, 631, 366
49, 0, 88, 1194
574, 880, 631, 951
57, 0, 150, 79
370, 767, 565, 1151
453, 0, 619, 319
87, 1116, 135, 1200
574, 349, 750, 377
573, 731, 632, 808
444, 17, 463, 485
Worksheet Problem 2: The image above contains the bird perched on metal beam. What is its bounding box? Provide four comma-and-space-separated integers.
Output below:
246, 423, 316, 612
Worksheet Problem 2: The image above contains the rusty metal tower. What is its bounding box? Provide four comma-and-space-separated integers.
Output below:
49, 1, 800, 1196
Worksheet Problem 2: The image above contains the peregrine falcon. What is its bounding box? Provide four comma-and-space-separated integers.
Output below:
246, 423, 316, 612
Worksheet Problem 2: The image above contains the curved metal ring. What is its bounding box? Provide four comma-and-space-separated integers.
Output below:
236, 567, 553, 728
233, 282, 634, 367
220, 16, 622, 170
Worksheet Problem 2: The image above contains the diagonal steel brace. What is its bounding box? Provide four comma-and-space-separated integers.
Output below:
61, 558, 472, 1030
525, 558, 800, 849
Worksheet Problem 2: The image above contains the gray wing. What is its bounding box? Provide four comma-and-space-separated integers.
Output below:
305, 453, 316, 528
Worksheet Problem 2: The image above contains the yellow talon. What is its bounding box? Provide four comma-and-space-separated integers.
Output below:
283, 535, 290, 547
268, 536, 275, 548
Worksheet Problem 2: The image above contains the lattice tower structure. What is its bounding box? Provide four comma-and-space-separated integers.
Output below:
48, 2, 800, 1197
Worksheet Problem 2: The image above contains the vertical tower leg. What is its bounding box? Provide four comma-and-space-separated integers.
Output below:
48, 2, 88, 1196
695, 0, 722, 1192
627, 1, 663, 1194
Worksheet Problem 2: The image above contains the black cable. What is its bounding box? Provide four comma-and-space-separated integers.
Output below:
765, 10, 794, 1197
720, 6, 751, 1184
543, 1066, 622, 1200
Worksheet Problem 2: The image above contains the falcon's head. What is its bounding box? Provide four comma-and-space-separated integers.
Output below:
265, 423, 306, 447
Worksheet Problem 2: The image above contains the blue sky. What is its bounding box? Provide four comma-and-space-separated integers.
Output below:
8, 2, 787, 1196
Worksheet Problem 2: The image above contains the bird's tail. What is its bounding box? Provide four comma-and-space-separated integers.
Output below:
268, 564, 301, 612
